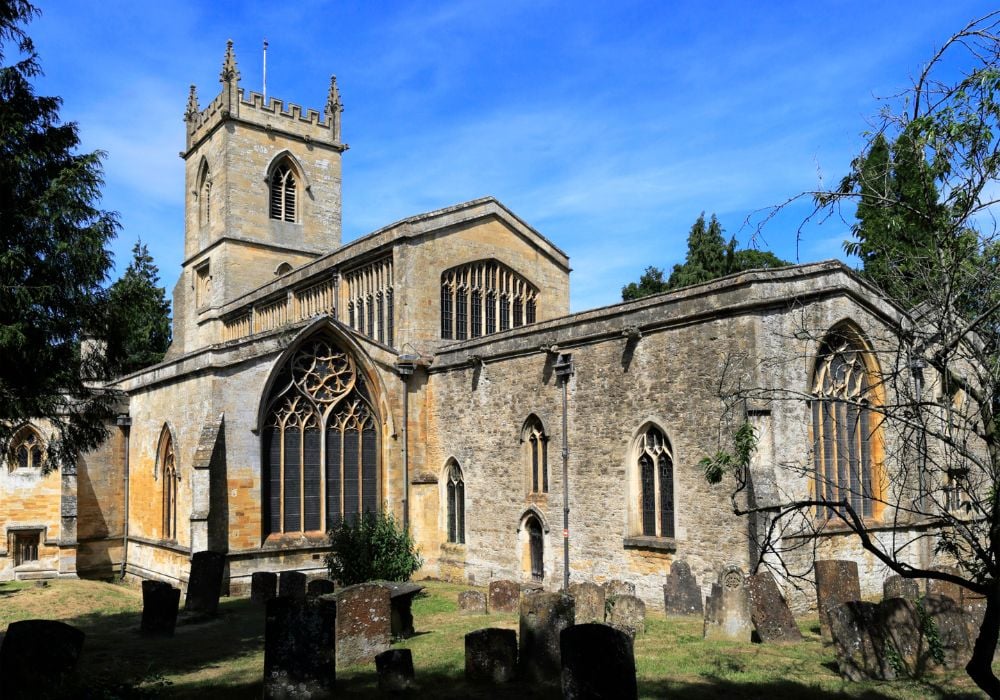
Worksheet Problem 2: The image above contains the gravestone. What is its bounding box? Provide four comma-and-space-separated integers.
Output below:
458, 590, 487, 614
926, 567, 966, 604
465, 628, 518, 684
519, 592, 575, 684
278, 571, 307, 601
605, 579, 635, 598
608, 595, 646, 638
560, 623, 637, 700
307, 578, 336, 598
746, 571, 801, 643
140, 580, 180, 636
568, 581, 605, 623
376, 648, 416, 692
921, 594, 974, 670
703, 565, 753, 642
882, 575, 920, 602
0, 620, 85, 700
386, 581, 424, 639
663, 560, 704, 616
263, 596, 337, 698
335, 583, 392, 666
184, 550, 226, 616
828, 599, 896, 681
251, 571, 278, 604
488, 579, 521, 613
815, 559, 861, 641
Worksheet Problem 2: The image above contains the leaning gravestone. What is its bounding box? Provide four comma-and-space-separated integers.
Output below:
605, 579, 636, 598
335, 583, 392, 666
376, 648, 416, 692
663, 560, 704, 616
0, 619, 85, 700
815, 559, 861, 641
703, 565, 753, 642
184, 550, 226, 616
488, 579, 521, 613
141, 580, 181, 636
251, 571, 278, 604
746, 571, 801, 643
519, 591, 575, 684
921, 594, 974, 670
465, 628, 518, 684
263, 596, 336, 698
278, 571, 307, 601
560, 623, 638, 700
307, 579, 336, 598
458, 590, 488, 614
385, 581, 425, 639
568, 581, 605, 623
882, 575, 920, 602
828, 599, 895, 681
608, 595, 646, 638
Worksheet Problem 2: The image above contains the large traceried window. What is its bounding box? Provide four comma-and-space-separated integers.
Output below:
9, 425, 44, 472
269, 162, 297, 222
440, 260, 538, 340
262, 332, 379, 537
636, 426, 674, 539
343, 257, 394, 347
811, 328, 884, 519
522, 416, 549, 494
445, 460, 465, 544
158, 426, 179, 541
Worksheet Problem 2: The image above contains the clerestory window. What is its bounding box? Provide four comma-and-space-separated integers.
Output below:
440, 260, 538, 341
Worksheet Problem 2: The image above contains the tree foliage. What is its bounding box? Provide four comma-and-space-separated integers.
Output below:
105, 241, 171, 376
326, 511, 422, 586
0, 0, 120, 468
621, 212, 789, 301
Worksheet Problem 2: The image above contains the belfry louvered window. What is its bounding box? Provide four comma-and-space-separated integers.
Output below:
262, 332, 379, 536
446, 460, 465, 544
637, 426, 674, 538
269, 163, 297, 222
158, 426, 179, 541
811, 329, 883, 519
440, 260, 539, 340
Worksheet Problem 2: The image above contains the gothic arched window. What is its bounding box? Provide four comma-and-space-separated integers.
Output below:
636, 426, 674, 538
198, 162, 211, 228
262, 332, 379, 537
158, 426, 178, 541
522, 416, 548, 494
445, 460, 465, 544
440, 260, 538, 340
269, 162, 297, 222
9, 425, 44, 472
811, 328, 883, 519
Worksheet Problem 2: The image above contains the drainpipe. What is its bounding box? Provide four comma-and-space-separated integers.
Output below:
553, 353, 574, 591
116, 414, 132, 580
396, 354, 419, 530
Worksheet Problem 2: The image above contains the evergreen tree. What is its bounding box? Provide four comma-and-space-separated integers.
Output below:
105, 242, 171, 375
0, 1, 119, 468
621, 265, 669, 301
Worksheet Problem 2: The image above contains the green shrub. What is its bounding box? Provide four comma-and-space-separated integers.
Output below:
326, 510, 422, 585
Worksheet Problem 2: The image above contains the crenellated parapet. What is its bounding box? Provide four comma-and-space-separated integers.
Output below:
184, 41, 345, 154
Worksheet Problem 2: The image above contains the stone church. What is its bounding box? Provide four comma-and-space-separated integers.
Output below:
0, 43, 953, 610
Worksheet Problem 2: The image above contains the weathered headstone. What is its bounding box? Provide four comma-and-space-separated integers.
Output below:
278, 571, 307, 601
0, 620, 85, 700
263, 596, 337, 698
560, 623, 637, 700
608, 595, 646, 638
703, 565, 753, 642
882, 575, 920, 602
519, 591, 575, 684
815, 559, 861, 641
746, 571, 802, 643
465, 628, 518, 684
828, 600, 895, 681
251, 571, 278, 604
926, 567, 966, 604
663, 560, 704, 616
140, 580, 180, 636
458, 590, 487, 614
488, 579, 521, 613
386, 581, 424, 639
605, 579, 635, 598
184, 550, 226, 616
335, 582, 392, 666
376, 648, 416, 692
921, 594, 974, 670
307, 578, 336, 598
568, 581, 605, 623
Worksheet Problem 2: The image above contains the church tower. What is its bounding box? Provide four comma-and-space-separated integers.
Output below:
170, 41, 346, 354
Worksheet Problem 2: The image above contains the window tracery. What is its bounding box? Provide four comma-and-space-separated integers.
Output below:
9, 426, 44, 471
158, 426, 178, 541
445, 460, 465, 544
636, 426, 674, 538
344, 257, 393, 347
440, 260, 538, 340
269, 162, 297, 222
523, 417, 548, 494
263, 333, 379, 536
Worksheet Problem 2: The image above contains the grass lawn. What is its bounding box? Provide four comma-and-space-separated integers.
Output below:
0, 578, 985, 698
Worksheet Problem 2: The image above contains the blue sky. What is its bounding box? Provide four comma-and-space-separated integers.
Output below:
26, 1, 988, 311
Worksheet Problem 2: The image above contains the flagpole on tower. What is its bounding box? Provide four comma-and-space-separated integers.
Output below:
262, 39, 268, 103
